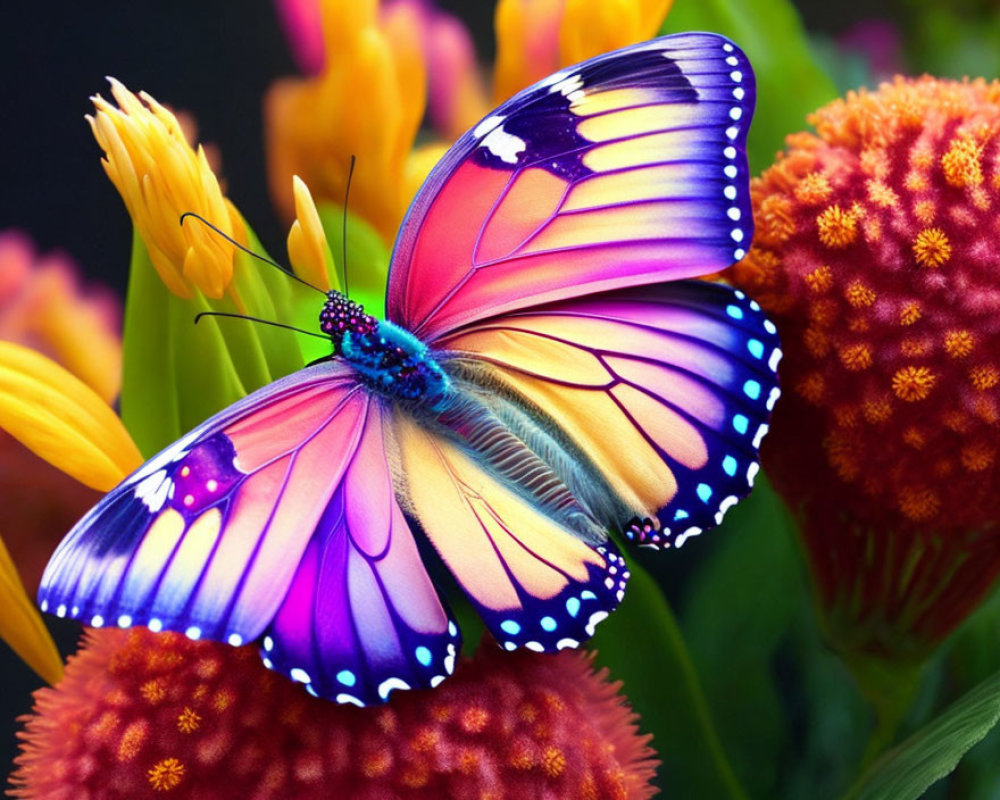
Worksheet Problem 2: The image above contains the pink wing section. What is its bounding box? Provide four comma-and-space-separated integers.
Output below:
387, 33, 755, 341
263, 399, 460, 706
39, 362, 368, 645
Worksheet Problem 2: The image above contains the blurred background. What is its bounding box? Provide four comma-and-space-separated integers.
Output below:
2, 0, 999, 795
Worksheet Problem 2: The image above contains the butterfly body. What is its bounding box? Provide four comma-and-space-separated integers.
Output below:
41, 33, 781, 707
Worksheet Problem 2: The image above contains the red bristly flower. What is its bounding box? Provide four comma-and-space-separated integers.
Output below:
9, 629, 658, 799
725, 76, 1000, 655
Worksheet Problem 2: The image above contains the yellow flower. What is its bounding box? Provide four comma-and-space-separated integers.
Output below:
0, 342, 142, 684
89, 79, 244, 299
286, 175, 337, 293
0, 231, 121, 404
268, 0, 673, 243
265, 0, 426, 243
0, 342, 141, 493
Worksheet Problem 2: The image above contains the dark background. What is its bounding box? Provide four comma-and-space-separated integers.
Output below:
0, 0, 897, 786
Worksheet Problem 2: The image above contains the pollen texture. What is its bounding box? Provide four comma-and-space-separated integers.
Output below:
724, 76, 1000, 656
9, 629, 658, 799
726, 76, 1000, 533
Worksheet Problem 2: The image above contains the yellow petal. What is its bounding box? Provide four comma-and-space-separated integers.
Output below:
405, 141, 450, 204
560, 0, 672, 65
287, 176, 336, 293
90, 79, 242, 299
493, 0, 562, 103
493, 0, 672, 103
0, 533, 62, 685
0, 342, 142, 492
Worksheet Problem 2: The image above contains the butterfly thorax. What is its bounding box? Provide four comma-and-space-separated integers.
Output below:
321, 291, 450, 408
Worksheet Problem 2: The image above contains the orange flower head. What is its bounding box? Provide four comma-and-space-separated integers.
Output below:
11, 629, 658, 799
725, 76, 1000, 655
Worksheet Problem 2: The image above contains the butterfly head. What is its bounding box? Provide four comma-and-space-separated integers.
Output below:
319, 290, 378, 354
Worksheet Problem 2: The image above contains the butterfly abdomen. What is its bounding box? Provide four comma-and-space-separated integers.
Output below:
340, 318, 451, 408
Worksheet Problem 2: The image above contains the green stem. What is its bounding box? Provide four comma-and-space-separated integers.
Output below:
845, 652, 922, 769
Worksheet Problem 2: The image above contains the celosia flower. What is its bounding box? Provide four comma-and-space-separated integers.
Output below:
10, 629, 658, 799
267, 0, 673, 242
725, 76, 1000, 655
89, 79, 245, 299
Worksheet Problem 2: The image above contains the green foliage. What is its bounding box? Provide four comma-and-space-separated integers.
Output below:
119, 208, 391, 456
662, 0, 838, 173
677, 477, 802, 797
844, 669, 1000, 800
121, 227, 313, 456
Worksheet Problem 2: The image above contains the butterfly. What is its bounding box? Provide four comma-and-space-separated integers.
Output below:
39, 32, 779, 707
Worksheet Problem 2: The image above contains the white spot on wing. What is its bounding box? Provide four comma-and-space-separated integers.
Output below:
769, 348, 783, 372
336, 693, 365, 707
473, 114, 505, 138
481, 125, 526, 165
753, 424, 770, 449
290, 667, 311, 684
378, 677, 410, 701
550, 73, 583, 97
585, 611, 609, 636
674, 527, 703, 548
134, 469, 172, 512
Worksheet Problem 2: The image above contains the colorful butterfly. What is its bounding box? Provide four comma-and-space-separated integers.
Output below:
39, 32, 779, 707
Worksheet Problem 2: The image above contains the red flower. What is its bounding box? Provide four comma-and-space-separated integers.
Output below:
725, 77, 1000, 656
10, 629, 658, 799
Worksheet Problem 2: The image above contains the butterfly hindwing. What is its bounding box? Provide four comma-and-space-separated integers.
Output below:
393, 412, 628, 653
387, 32, 754, 341
436, 281, 780, 548
261, 397, 460, 706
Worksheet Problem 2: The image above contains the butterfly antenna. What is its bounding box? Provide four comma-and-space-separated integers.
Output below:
195, 311, 329, 340
342, 155, 356, 299
180, 212, 326, 296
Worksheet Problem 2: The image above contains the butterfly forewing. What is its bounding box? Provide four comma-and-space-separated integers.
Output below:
387, 32, 755, 341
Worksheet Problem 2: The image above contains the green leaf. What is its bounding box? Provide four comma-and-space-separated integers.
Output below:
663, 0, 838, 173
317, 202, 391, 319
679, 476, 803, 797
120, 224, 317, 457
121, 231, 181, 456
592, 552, 748, 799
843, 668, 1000, 800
